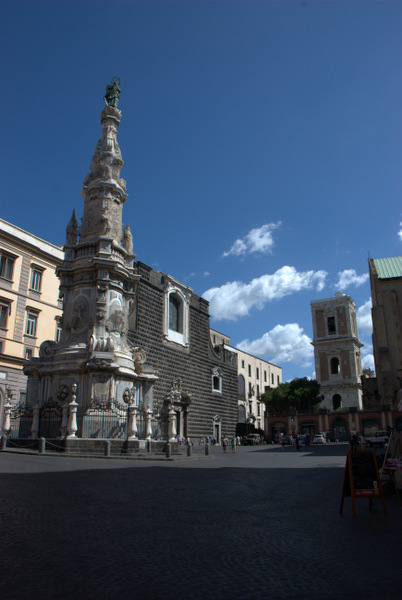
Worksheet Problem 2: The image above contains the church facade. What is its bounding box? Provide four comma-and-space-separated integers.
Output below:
129, 263, 238, 442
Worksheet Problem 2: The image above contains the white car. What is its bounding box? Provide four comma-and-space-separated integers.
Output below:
313, 434, 326, 444
365, 430, 390, 448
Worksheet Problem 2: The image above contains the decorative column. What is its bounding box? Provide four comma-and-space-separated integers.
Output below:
127, 404, 138, 440
30, 404, 40, 439
168, 405, 177, 442
60, 402, 69, 438
145, 407, 153, 440
2, 401, 12, 436
67, 383, 78, 438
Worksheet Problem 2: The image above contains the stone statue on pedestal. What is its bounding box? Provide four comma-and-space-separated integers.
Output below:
104, 77, 121, 108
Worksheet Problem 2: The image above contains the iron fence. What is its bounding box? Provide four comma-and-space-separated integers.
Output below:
6, 398, 157, 440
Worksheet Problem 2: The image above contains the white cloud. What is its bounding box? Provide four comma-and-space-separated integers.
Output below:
203, 265, 327, 321
357, 299, 372, 335
223, 222, 281, 258
335, 269, 369, 290
398, 222, 402, 242
237, 323, 314, 367
187, 271, 210, 279
361, 353, 375, 372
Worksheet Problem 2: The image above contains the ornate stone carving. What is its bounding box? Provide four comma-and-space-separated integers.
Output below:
68, 297, 89, 333
65, 210, 78, 246
123, 224, 133, 254
39, 340, 57, 358
57, 384, 69, 402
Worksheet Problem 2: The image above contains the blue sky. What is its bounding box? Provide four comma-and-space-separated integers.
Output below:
1, 0, 402, 381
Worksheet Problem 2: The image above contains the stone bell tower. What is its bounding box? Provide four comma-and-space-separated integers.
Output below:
311, 292, 363, 411
24, 80, 157, 439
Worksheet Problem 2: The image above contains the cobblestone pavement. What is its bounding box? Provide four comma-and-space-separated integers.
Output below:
1, 443, 401, 600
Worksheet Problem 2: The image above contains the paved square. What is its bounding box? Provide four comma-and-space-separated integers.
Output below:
0, 444, 401, 600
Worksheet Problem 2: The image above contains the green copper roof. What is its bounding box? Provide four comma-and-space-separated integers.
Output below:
373, 256, 402, 279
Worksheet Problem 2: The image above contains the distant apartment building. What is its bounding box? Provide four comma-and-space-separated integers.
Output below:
0, 219, 63, 428
210, 328, 282, 433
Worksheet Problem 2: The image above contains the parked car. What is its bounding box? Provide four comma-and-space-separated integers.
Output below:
313, 434, 326, 444
365, 430, 390, 448
280, 435, 293, 446
245, 434, 261, 445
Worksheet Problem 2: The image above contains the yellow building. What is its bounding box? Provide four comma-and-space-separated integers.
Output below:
210, 328, 282, 434
0, 219, 63, 428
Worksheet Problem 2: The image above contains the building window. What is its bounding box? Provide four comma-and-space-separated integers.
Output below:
0, 340, 4, 353
257, 385, 260, 398
163, 277, 191, 347
30, 266, 44, 292
241, 360, 245, 369
55, 319, 62, 342
333, 394, 342, 410
0, 300, 11, 329
277, 375, 280, 385
327, 316, 336, 334
25, 311, 38, 337
248, 365, 251, 376
256, 367, 259, 380
169, 294, 181, 332
264, 371, 267, 382
238, 374, 245, 399
330, 357, 340, 375
25, 348, 33, 360
0, 251, 15, 280
211, 367, 222, 394
271, 373, 274, 385
257, 403, 261, 417
212, 376, 221, 391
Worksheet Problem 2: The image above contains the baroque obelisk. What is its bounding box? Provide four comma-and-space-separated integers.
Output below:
24, 80, 155, 440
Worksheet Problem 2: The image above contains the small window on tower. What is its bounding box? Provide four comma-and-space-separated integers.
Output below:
330, 357, 340, 375
327, 316, 336, 334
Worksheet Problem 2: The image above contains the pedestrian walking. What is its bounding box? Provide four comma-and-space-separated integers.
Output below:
350, 433, 358, 451
231, 436, 236, 453
222, 436, 228, 452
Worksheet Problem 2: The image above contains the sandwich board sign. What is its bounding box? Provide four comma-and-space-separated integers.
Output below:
340, 450, 387, 517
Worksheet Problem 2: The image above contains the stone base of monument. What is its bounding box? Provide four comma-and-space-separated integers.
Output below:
3, 437, 176, 456
61, 438, 175, 455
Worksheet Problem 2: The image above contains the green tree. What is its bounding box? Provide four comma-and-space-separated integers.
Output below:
261, 377, 321, 414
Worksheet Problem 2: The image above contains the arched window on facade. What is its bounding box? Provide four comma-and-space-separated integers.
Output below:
211, 366, 222, 394
238, 374, 245, 399
163, 280, 190, 347
333, 418, 347, 441
169, 294, 182, 332
330, 357, 340, 375
238, 404, 246, 423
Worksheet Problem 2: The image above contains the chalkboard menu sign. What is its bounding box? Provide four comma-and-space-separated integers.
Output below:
340, 450, 387, 517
